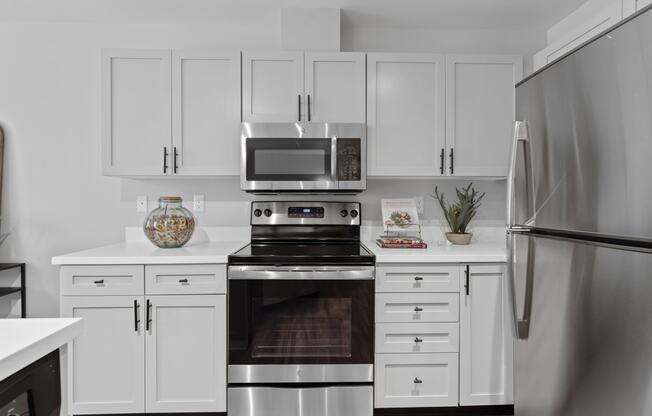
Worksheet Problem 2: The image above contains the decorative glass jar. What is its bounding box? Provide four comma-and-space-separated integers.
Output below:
143, 196, 195, 248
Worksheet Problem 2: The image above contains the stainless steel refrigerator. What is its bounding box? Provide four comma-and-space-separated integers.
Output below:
507, 5, 652, 415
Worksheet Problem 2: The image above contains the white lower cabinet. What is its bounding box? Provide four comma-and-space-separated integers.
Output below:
60, 264, 227, 415
375, 353, 459, 408
374, 262, 512, 410
145, 295, 226, 413
61, 296, 145, 414
459, 265, 513, 406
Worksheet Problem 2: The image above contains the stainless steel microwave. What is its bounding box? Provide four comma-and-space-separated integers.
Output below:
240, 122, 366, 193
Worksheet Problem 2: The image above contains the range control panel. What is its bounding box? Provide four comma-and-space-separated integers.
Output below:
288, 207, 325, 218
251, 201, 361, 225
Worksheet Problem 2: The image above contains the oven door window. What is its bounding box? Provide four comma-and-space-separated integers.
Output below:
245, 138, 333, 182
229, 280, 373, 365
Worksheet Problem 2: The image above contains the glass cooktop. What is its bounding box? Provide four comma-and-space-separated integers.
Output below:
228, 242, 375, 265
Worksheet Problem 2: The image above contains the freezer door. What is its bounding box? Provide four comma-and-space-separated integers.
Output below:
509, 232, 652, 416
513, 7, 652, 240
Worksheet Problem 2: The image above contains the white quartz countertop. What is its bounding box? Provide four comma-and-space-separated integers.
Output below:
0, 318, 83, 380
51, 241, 247, 265
364, 240, 507, 263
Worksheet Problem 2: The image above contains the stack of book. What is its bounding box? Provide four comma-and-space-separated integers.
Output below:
376, 199, 428, 249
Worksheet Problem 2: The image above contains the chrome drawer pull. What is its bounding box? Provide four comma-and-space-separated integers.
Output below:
414, 337, 423, 343
414, 276, 423, 281
413, 377, 423, 384
414, 306, 423, 312
94, 279, 104, 285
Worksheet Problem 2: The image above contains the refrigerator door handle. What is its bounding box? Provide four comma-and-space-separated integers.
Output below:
507, 230, 535, 340
507, 121, 536, 228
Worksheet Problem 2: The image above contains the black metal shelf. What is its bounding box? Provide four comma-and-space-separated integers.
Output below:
0, 263, 26, 318
0, 286, 21, 297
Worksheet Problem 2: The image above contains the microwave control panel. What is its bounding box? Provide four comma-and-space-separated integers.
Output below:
337, 138, 361, 181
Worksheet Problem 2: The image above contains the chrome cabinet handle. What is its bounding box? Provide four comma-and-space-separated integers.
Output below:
414, 306, 423, 312
163, 147, 169, 174
414, 276, 423, 281
413, 377, 423, 384
507, 231, 536, 340
440, 148, 445, 174
133, 300, 140, 332
94, 279, 104, 285
507, 121, 536, 228
414, 337, 423, 343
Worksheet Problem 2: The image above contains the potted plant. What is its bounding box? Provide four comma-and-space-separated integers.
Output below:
432, 183, 485, 245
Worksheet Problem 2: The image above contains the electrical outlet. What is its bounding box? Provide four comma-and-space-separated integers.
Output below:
193, 195, 205, 212
414, 196, 425, 215
136, 196, 148, 213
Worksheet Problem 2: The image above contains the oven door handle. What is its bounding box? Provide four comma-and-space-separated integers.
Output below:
228, 266, 375, 280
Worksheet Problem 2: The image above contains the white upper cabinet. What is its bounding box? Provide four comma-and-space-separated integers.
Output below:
624, 0, 652, 16
459, 265, 513, 406
242, 51, 365, 123
102, 49, 241, 177
367, 53, 446, 177
533, 1, 622, 70
242, 51, 304, 122
145, 295, 226, 413
304, 52, 366, 123
172, 50, 241, 176
102, 49, 171, 176
446, 55, 523, 177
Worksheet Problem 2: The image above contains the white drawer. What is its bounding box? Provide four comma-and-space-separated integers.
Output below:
145, 264, 226, 294
376, 323, 459, 354
375, 353, 459, 408
376, 264, 460, 293
376, 293, 459, 323
60, 265, 144, 296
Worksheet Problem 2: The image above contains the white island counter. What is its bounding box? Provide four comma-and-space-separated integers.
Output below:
0, 318, 82, 380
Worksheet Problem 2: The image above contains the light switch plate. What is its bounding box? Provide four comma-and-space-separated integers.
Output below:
136, 196, 148, 213
193, 195, 205, 212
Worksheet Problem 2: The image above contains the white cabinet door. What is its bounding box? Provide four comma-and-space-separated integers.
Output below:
242, 51, 304, 122
446, 55, 522, 177
172, 50, 241, 175
102, 49, 171, 176
61, 296, 145, 414
375, 353, 459, 408
304, 52, 366, 123
533, 3, 622, 70
459, 265, 513, 406
145, 295, 226, 413
624, 0, 652, 16
367, 53, 446, 177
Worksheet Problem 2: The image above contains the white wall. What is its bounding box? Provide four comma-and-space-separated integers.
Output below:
0, 14, 541, 319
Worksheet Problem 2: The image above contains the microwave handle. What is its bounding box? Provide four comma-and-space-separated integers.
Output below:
331, 137, 338, 182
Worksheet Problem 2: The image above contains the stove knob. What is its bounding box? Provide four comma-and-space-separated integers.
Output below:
350, 209, 359, 218
264, 209, 272, 217
340, 209, 348, 218
253, 209, 262, 217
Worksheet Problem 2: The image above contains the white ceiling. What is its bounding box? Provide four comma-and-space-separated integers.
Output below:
0, 0, 588, 30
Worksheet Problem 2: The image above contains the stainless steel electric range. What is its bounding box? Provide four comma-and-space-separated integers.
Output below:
227, 201, 375, 416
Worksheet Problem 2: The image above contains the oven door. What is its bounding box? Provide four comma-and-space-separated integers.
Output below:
228, 266, 374, 383
240, 123, 366, 193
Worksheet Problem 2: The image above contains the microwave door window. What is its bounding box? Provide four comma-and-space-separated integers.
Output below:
246, 138, 332, 181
